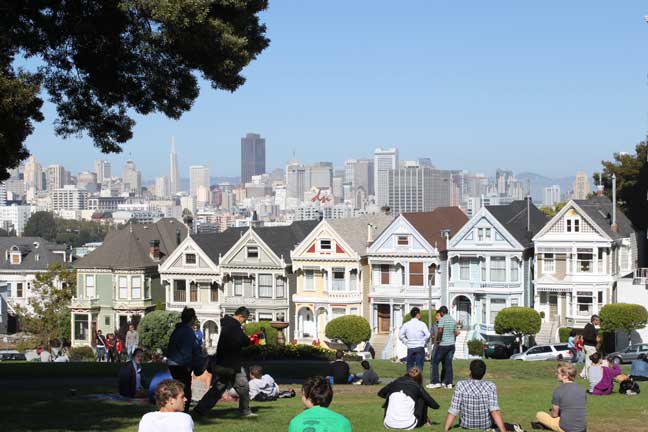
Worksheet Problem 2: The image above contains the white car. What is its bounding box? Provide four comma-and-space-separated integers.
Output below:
510, 344, 572, 361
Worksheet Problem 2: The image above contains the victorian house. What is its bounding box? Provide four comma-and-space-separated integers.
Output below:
446, 199, 547, 341
291, 214, 392, 344
533, 195, 637, 333
71, 219, 187, 347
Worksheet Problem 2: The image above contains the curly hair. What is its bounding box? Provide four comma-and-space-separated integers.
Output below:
302, 376, 333, 407
154, 379, 185, 408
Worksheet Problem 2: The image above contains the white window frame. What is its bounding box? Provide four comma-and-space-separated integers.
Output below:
234, 277, 243, 296
396, 235, 409, 247
319, 239, 332, 252
118, 276, 128, 299
544, 253, 555, 273
246, 246, 259, 259
490, 257, 507, 282
510, 258, 520, 282
131, 276, 142, 299
304, 270, 315, 291
566, 217, 581, 233
276, 277, 285, 298
459, 258, 471, 281
85, 274, 96, 298
258, 274, 273, 298
184, 253, 197, 265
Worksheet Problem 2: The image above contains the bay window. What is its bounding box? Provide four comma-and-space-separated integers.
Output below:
490, 257, 506, 282
258, 274, 273, 298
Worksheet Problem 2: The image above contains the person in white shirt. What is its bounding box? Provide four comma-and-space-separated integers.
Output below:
399, 307, 431, 372
248, 365, 279, 400
138, 379, 194, 432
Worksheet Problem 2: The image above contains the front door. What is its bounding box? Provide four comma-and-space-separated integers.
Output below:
377, 304, 391, 333
455, 296, 471, 328
549, 295, 558, 320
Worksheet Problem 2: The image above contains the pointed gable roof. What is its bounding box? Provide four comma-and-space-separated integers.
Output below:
0, 237, 67, 271
486, 200, 548, 248
402, 207, 468, 252
251, 220, 319, 264
573, 196, 634, 240
326, 214, 393, 256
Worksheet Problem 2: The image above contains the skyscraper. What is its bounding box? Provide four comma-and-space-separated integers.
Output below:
169, 137, 179, 195
94, 160, 111, 184
241, 133, 266, 185
23, 156, 42, 191
155, 176, 170, 198
286, 161, 306, 202
122, 160, 141, 194
572, 172, 591, 200
387, 162, 452, 214
305, 162, 333, 190
45, 164, 69, 191
374, 148, 398, 207
543, 185, 561, 207
189, 165, 210, 197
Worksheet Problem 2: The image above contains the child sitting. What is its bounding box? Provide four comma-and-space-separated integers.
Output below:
248, 365, 295, 401
138, 379, 193, 432
288, 376, 351, 432
353, 360, 380, 385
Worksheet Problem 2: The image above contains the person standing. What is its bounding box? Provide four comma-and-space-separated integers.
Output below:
95, 330, 107, 362
126, 324, 139, 361
580, 314, 600, 379
258, 327, 267, 346
428, 306, 457, 389
166, 308, 206, 413
194, 306, 254, 418
193, 323, 203, 350
399, 307, 430, 372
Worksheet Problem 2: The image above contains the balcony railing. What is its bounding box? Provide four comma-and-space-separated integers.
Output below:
372, 285, 432, 297
448, 281, 522, 290
328, 291, 362, 302
633, 268, 648, 286
71, 297, 100, 309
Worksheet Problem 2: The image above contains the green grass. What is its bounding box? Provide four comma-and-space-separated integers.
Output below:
0, 360, 645, 431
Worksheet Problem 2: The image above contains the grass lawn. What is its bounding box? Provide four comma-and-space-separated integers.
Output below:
0, 359, 645, 431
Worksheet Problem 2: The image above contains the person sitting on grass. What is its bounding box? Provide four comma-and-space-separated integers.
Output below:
443, 360, 508, 432
138, 379, 194, 432
288, 376, 352, 432
327, 350, 353, 384
534, 362, 587, 432
248, 364, 296, 401
354, 360, 380, 385
118, 348, 148, 398
378, 367, 439, 429
586, 353, 621, 395
630, 353, 648, 381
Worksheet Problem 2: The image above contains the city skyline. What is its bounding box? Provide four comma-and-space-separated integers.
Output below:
16, 2, 648, 179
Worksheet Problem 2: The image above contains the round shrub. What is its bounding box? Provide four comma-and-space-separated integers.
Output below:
494, 307, 541, 338
244, 322, 279, 346
69, 346, 95, 362
325, 315, 371, 350
467, 339, 484, 357
139, 310, 181, 355
403, 308, 436, 327
600, 303, 648, 335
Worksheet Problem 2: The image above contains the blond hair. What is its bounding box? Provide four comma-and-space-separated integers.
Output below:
556, 362, 577, 381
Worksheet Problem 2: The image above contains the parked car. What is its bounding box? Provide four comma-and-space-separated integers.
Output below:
483, 337, 516, 359
510, 344, 571, 361
0, 350, 27, 361
608, 344, 648, 364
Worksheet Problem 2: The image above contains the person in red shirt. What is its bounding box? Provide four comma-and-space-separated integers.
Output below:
116, 338, 124, 362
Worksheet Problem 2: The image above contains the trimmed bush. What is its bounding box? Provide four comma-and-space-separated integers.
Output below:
325, 315, 371, 350
467, 339, 484, 356
243, 344, 338, 361
600, 303, 648, 335
559, 327, 572, 343
139, 310, 181, 355
244, 322, 279, 346
403, 308, 437, 327
495, 307, 541, 353
69, 346, 96, 362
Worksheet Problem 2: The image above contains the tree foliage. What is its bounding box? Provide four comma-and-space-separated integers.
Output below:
14, 263, 75, 349
1, 0, 270, 180
139, 310, 181, 354
597, 141, 648, 230
494, 307, 541, 340
599, 303, 648, 335
540, 202, 567, 219
325, 315, 371, 350
23, 211, 57, 240
403, 309, 437, 327
244, 322, 279, 346
23, 211, 109, 246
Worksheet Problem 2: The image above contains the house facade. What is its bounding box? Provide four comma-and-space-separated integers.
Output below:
291, 215, 392, 344
533, 196, 637, 329
71, 218, 187, 347
446, 200, 547, 337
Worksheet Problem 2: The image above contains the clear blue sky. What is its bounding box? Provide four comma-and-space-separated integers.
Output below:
21, 1, 648, 180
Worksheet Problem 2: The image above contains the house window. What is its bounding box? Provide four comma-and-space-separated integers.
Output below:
577, 291, 593, 316
104, 316, 110, 326
259, 274, 273, 298
332, 268, 345, 291
244, 278, 254, 297
185, 253, 197, 264
577, 249, 593, 273
234, 277, 243, 296
174, 280, 187, 302
490, 298, 507, 325
490, 257, 507, 282
190, 282, 198, 302
258, 312, 273, 321
332, 307, 346, 318
381, 264, 390, 285
397, 235, 409, 246
350, 307, 359, 315
85, 275, 95, 298
481, 259, 486, 282
118, 276, 128, 299
540, 292, 548, 304
16, 282, 23, 298
247, 246, 259, 259
510, 258, 519, 282
74, 314, 89, 341
304, 270, 314, 291
144, 278, 150, 299
478, 228, 492, 241
210, 284, 219, 302
276, 278, 285, 298
409, 262, 424, 286
319, 239, 332, 251
131, 277, 142, 299
597, 291, 603, 304
544, 253, 555, 273
276, 312, 286, 322
10, 253, 20, 265
459, 258, 470, 281
566, 218, 580, 233
511, 298, 519, 306
620, 247, 630, 272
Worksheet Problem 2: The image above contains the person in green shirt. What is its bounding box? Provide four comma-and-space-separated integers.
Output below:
288, 376, 352, 432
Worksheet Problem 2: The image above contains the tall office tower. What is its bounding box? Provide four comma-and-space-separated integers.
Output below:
495, 168, 514, 196
169, 136, 180, 195
23, 156, 42, 191
543, 185, 561, 207
572, 172, 591, 200
286, 161, 306, 201
387, 162, 452, 214
306, 162, 333, 190
122, 160, 141, 194
240, 133, 266, 185
374, 148, 398, 207
332, 176, 344, 202
418, 157, 433, 167
189, 165, 210, 197
94, 160, 111, 184
355, 158, 374, 195
45, 164, 69, 191
155, 176, 170, 198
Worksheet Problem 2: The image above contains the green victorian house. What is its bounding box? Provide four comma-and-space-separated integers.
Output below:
71, 218, 187, 347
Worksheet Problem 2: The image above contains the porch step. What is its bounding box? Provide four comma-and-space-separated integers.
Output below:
535, 321, 557, 345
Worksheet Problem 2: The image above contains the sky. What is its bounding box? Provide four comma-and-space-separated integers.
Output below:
20, 1, 648, 181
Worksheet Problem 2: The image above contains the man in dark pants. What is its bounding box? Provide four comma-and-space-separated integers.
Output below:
166, 307, 206, 412
580, 314, 600, 379
428, 306, 457, 390
194, 306, 255, 418
398, 307, 431, 372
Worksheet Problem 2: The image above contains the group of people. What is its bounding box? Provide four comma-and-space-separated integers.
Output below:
96, 324, 140, 363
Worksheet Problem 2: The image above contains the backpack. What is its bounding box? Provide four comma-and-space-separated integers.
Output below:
619, 378, 640, 395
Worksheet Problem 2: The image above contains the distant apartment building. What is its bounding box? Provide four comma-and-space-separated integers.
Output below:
77, 171, 98, 192
155, 176, 170, 198
23, 156, 42, 191
0, 205, 36, 236
87, 196, 127, 212
374, 148, 398, 207
241, 133, 266, 185
94, 160, 111, 184
189, 165, 210, 198
122, 160, 141, 194
543, 185, 561, 207
387, 162, 453, 214
45, 164, 70, 191
572, 172, 591, 200
306, 162, 333, 191
50, 185, 88, 211
286, 161, 306, 202
169, 137, 180, 195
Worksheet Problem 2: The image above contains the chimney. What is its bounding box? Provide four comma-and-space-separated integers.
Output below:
611, 173, 618, 233
367, 223, 376, 244
149, 240, 161, 260
176, 227, 181, 245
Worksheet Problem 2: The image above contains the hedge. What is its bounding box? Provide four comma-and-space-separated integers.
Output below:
244, 322, 279, 346
242, 344, 340, 361
403, 309, 437, 327
325, 315, 371, 349
69, 346, 96, 362
467, 339, 484, 356
139, 310, 181, 354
